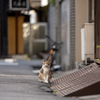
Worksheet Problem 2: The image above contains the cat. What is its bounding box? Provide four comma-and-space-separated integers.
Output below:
38, 59, 52, 83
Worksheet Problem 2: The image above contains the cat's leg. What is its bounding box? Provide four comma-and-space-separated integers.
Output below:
44, 75, 49, 83
42, 76, 46, 83
38, 75, 44, 82
43, 76, 47, 83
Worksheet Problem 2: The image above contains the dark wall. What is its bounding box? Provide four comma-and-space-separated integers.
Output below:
0, 0, 8, 56
95, 0, 100, 58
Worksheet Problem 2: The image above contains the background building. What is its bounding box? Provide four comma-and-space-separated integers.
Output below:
0, 0, 49, 58
48, 0, 94, 70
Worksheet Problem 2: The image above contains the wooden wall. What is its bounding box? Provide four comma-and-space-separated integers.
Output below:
18, 16, 24, 54
7, 16, 24, 55
8, 17, 16, 55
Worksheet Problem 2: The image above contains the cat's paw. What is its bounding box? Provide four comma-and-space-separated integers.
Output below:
44, 81, 49, 83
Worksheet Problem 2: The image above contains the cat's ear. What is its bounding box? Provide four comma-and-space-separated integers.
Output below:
42, 59, 45, 62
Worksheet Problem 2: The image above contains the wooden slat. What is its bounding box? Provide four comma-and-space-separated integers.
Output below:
17, 16, 24, 54
7, 17, 16, 55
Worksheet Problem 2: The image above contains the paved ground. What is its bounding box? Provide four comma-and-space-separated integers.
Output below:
0, 60, 80, 100
0, 74, 80, 100
0, 60, 99, 100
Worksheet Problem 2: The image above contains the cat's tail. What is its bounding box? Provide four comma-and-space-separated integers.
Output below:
48, 49, 53, 62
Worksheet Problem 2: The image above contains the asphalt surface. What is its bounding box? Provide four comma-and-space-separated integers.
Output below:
0, 60, 98, 100
0, 74, 80, 100
0, 60, 42, 75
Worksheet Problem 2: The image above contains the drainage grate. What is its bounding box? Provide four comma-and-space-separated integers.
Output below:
50, 63, 100, 97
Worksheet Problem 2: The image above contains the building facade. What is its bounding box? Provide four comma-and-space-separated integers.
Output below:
48, 0, 94, 70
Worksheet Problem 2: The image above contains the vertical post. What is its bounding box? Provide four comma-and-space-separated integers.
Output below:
29, 24, 33, 56
95, 0, 100, 58
15, 12, 18, 54
0, 0, 8, 56
55, 0, 61, 65
55, 0, 59, 43
89, 0, 92, 23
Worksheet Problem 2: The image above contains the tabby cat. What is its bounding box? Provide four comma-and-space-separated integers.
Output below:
38, 59, 52, 83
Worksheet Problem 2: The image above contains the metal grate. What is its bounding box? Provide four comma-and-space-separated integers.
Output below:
50, 63, 100, 97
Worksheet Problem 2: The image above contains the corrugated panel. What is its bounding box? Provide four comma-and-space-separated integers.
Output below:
50, 63, 100, 97
51, 63, 97, 86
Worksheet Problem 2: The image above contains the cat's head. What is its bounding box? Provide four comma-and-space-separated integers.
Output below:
42, 59, 50, 68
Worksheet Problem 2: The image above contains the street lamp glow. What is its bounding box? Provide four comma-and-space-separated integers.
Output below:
41, 0, 48, 7
29, 10, 37, 24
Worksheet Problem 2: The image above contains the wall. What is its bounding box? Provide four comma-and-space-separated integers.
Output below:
7, 16, 24, 55
8, 17, 16, 55
75, 0, 89, 64
70, 0, 76, 69
48, 0, 89, 70
61, 0, 70, 70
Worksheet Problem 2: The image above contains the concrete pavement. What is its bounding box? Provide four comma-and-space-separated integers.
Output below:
0, 60, 99, 100
0, 74, 80, 100
0, 59, 42, 75
0, 60, 80, 100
